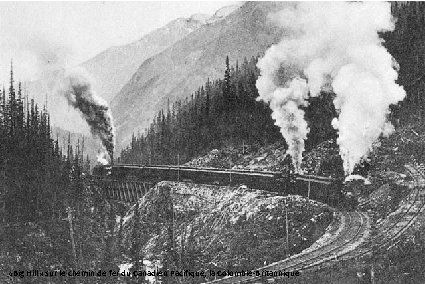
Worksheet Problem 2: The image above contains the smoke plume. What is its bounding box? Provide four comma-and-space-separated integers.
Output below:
256, 2, 406, 175
60, 69, 115, 162
96, 151, 109, 166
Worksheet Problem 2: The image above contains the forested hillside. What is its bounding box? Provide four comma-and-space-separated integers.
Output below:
120, 1, 425, 167
0, 66, 115, 283
118, 54, 339, 165
0, 67, 66, 223
120, 56, 282, 165
112, 2, 287, 149
385, 2, 425, 123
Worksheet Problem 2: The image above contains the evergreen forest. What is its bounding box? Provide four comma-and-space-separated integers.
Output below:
121, 2, 425, 167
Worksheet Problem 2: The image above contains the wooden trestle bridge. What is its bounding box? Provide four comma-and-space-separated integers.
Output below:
91, 164, 350, 207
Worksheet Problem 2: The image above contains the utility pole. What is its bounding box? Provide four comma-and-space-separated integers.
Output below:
229, 160, 232, 186
67, 207, 78, 268
1, 160, 5, 224
285, 198, 289, 256
81, 136, 85, 164
307, 178, 311, 200
177, 154, 180, 182
76, 139, 80, 161
67, 132, 71, 159
180, 233, 184, 283
369, 210, 378, 284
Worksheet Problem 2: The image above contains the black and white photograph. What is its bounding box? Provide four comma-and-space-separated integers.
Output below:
0, 1, 424, 283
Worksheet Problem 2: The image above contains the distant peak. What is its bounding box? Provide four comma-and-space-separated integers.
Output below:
189, 13, 210, 24
207, 4, 241, 23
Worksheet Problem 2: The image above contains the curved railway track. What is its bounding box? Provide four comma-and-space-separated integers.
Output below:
339, 164, 425, 261
205, 211, 369, 284
92, 163, 424, 283
205, 163, 425, 283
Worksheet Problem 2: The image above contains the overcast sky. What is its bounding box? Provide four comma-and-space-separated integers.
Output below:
0, 1, 239, 82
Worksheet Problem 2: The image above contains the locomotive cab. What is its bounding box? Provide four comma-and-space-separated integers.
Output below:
92, 165, 112, 177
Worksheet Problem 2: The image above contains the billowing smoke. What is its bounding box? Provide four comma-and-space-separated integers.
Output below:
256, 2, 406, 175
96, 151, 109, 166
59, 69, 115, 162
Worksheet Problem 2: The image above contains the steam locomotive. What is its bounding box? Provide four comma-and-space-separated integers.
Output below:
92, 164, 356, 208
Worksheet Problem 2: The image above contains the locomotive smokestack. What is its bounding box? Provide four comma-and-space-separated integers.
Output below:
256, 2, 405, 175
59, 68, 115, 162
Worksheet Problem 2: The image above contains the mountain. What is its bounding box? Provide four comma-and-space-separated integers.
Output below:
24, 10, 227, 151
111, 2, 290, 151
207, 4, 241, 24
80, 13, 212, 103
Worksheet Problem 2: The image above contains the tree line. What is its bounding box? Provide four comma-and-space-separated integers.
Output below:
0, 64, 118, 284
119, 56, 282, 165
121, 2, 425, 167
385, 2, 425, 124
119, 54, 337, 166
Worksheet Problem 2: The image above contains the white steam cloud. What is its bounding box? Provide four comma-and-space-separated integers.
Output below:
97, 151, 109, 166
256, 2, 406, 175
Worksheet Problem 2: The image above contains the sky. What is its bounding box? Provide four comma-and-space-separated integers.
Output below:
0, 1, 239, 82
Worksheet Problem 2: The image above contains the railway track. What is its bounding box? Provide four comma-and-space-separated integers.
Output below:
339, 163, 425, 261
205, 211, 369, 284
284, 163, 425, 280
93, 164, 344, 205
92, 163, 424, 283
205, 163, 425, 283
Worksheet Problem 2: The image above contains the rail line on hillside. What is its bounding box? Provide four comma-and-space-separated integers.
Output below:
338, 164, 425, 262
204, 163, 425, 283
205, 211, 369, 284
92, 164, 348, 206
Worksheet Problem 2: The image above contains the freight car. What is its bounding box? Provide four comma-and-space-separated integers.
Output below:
92, 164, 354, 208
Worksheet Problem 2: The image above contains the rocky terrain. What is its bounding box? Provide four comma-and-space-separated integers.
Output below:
185, 139, 342, 177
184, 122, 425, 221
117, 181, 333, 282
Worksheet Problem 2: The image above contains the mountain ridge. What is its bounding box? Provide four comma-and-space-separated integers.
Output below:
80, 12, 212, 103
111, 2, 290, 150
25, 6, 241, 145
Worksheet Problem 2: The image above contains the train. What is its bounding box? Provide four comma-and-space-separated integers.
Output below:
92, 164, 356, 208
